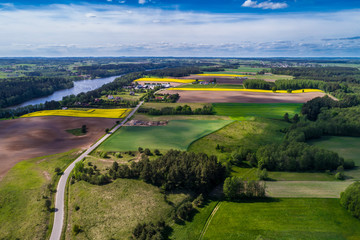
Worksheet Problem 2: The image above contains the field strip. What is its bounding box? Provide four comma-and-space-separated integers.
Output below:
168, 88, 323, 93
266, 181, 354, 198
134, 77, 199, 83
199, 201, 222, 240
49, 102, 143, 240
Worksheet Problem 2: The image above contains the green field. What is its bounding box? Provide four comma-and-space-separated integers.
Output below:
203, 67, 270, 74
247, 74, 294, 81
98, 120, 233, 151
175, 84, 244, 89
204, 199, 360, 240
213, 103, 302, 120
266, 181, 353, 198
188, 119, 289, 158
0, 150, 80, 240
66, 179, 189, 240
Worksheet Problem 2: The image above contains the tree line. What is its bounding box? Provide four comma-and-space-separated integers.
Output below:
138, 105, 214, 116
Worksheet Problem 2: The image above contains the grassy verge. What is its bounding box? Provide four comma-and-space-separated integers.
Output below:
204, 198, 360, 240
0, 149, 81, 240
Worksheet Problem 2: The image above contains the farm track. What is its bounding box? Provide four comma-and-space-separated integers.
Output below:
199, 201, 222, 240
49, 102, 143, 240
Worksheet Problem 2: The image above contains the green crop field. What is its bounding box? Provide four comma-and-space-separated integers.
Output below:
213, 103, 302, 120
266, 181, 353, 198
0, 150, 80, 240
66, 179, 189, 240
188, 119, 289, 158
203, 199, 360, 240
98, 120, 233, 151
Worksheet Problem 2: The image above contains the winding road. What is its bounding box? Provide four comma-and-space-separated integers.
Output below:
49, 101, 143, 240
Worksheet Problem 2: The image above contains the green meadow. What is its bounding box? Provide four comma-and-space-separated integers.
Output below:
213, 103, 302, 120
98, 120, 233, 151
204, 199, 360, 240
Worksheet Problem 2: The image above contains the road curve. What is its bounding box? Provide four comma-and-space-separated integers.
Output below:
49, 101, 143, 240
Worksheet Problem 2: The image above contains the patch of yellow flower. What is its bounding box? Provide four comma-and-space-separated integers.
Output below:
21, 108, 131, 118
167, 88, 324, 93
134, 78, 198, 84
197, 74, 247, 77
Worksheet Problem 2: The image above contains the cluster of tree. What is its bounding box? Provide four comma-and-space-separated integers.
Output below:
131, 221, 169, 240
271, 67, 360, 83
0, 76, 74, 108
223, 177, 266, 200
340, 181, 360, 219
72, 161, 110, 185
274, 79, 343, 92
140, 91, 180, 103
138, 105, 214, 115
109, 150, 226, 193
243, 79, 271, 90
0, 100, 62, 119
256, 141, 344, 171
149, 66, 202, 77
201, 66, 225, 72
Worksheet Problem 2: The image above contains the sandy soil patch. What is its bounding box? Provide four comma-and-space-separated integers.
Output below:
162, 90, 326, 103
0, 116, 118, 179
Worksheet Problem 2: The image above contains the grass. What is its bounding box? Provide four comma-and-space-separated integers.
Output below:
203, 67, 271, 74
66, 128, 86, 136
142, 102, 209, 110
174, 84, 244, 89
21, 108, 131, 118
0, 149, 80, 240
247, 74, 294, 80
213, 103, 302, 120
168, 88, 322, 93
134, 77, 198, 84
204, 198, 360, 240
66, 179, 189, 240
171, 201, 218, 240
98, 120, 233, 152
197, 73, 247, 77
134, 113, 231, 121
267, 171, 336, 181
266, 181, 353, 198
309, 136, 360, 180
188, 119, 289, 159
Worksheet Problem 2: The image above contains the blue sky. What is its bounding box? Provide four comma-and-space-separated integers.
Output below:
1, 0, 360, 57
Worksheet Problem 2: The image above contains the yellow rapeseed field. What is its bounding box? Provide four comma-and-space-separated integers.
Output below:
197, 74, 247, 77
21, 108, 131, 118
134, 78, 198, 84
167, 88, 324, 93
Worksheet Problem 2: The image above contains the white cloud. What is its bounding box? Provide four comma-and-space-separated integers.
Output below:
85, 12, 97, 18
0, 4, 359, 56
138, 0, 147, 4
242, 0, 288, 10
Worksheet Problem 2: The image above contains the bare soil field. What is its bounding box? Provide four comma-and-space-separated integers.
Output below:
175, 75, 244, 84
0, 116, 118, 179
162, 90, 326, 103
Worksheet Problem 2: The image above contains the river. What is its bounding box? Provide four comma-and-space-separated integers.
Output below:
11, 75, 121, 108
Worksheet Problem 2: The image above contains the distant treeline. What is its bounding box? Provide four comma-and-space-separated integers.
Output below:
0, 77, 74, 108
243, 79, 349, 94
148, 66, 202, 77
138, 105, 214, 115
271, 67, 360, 83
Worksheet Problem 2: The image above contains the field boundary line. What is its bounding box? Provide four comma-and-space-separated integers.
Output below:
199, 201, 222, 240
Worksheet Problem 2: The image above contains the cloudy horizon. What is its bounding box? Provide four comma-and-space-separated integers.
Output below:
1, 0, 360, 57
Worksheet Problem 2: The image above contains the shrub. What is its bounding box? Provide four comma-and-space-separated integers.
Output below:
193, 194, 204, 208
340, 181, 360, 219
176, 201, 193, 221
257, 168, 268, 180
55, 167, 62, 175
144, 148, 152, 156
335, 172, 345, 180
75, 205, 80, 211
344, 160, 355, 169
223, 177, 266, 200
154, 149, 161, 155
73, 224, 82, 235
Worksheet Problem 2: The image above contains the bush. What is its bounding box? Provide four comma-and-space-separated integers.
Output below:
131, 221, 168, 240
340, 181, 360, 219
223, 177, 266, 200
257, 168, 268, 180
335, 172, 345, 180
193, 194, 204, 208
154, 149, 161, 156
55, 167, 62, 175
144, 148, 152, 156
176, 201, 193, 221
73, 224, 82, 235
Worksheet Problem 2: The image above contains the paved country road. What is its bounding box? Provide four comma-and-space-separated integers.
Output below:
49, 102, 143, 240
